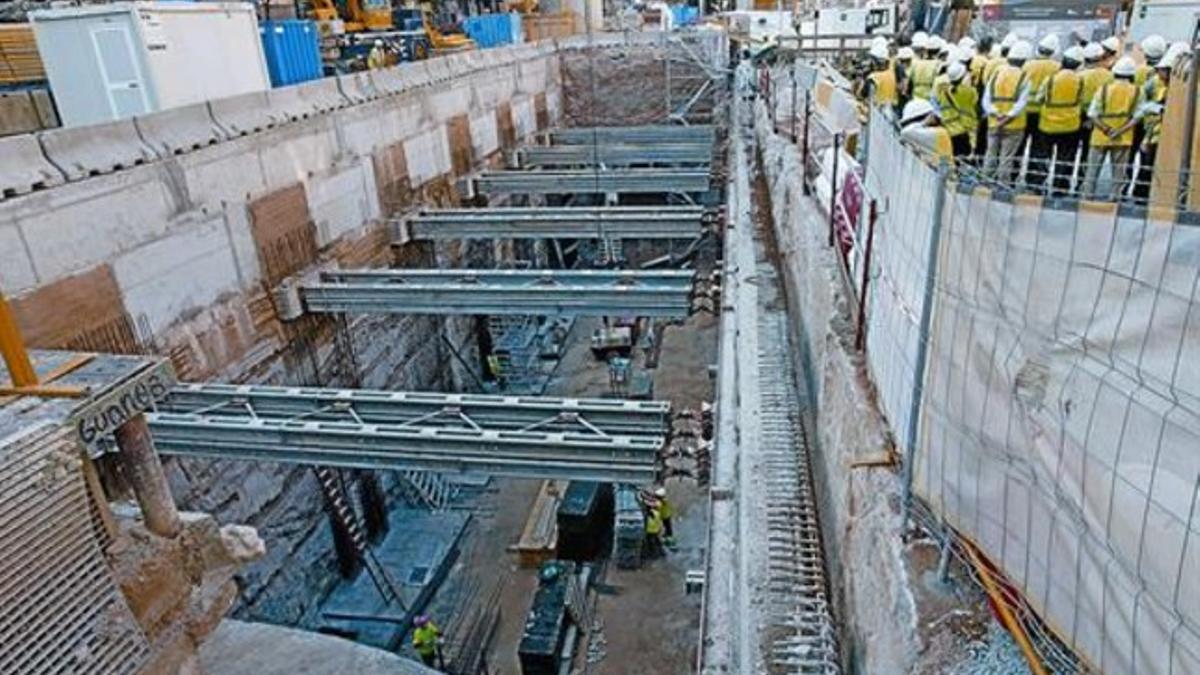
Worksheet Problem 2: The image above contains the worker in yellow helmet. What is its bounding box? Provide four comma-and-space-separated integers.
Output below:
900, 98, 954, 164
1022, 34, 1062, 158
934, 61, 978, 159
1083, 57, 1146, 199
1133, 51, 1175, 200
1029, 46, 1085, 195
982, 40, 1033, 182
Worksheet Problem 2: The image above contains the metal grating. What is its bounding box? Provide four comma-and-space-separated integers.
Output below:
0, 423, 149, 675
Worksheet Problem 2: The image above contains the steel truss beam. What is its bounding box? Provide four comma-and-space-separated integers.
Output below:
160, 384, 671, 436
472, 169, 711, 195
516, 144, 712, 167
148, 384, 669, 483
301, 269, 696, 317
405, 206, 707, 240
548, 125, 715, 145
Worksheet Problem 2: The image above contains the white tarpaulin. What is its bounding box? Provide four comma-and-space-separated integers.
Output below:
865, 107, 1200, 673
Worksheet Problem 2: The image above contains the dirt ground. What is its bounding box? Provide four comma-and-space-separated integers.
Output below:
432, 309, 718, 674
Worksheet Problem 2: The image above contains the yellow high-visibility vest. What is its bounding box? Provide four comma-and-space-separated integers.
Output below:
932, 127, 954, 160
868, 68, 898, 106
969, 54, 990, 86
646, 509, 664, 535
989, 66, 1028, 131
936, 80, 979, 139
982, 56, 1005, 88
910, 59, 939, 100
1022, 58, 1062, 114
1038, 70, 1084, 134
1090, 80, 1139, 147
1134, 63, 1155, 90
1080, 67, 1115, 116
413, 623, 440, 656
1144, 72, 1168, 145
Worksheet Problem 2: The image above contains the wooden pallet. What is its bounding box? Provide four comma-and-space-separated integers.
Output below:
0, 25, 45, 85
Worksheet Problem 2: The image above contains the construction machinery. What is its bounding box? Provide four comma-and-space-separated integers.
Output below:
309, 0, 473, 71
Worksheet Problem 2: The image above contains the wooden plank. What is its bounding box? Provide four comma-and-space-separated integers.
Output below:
10, 265, 139, 355
513, 479, 567, 568
1154, 61, 1192, 207
248, 183, 319, 287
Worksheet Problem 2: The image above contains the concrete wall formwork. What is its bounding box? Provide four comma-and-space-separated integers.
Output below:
0, 43, 562, 622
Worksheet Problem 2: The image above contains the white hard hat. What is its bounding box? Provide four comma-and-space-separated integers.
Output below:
1083, 42, 1104, 62
941, 46, 959, 63
897, 46, 915, 61
990, 44, 1002, 59
654, 487, 667, 498
928, 35, 946, 53
1142, 34, 1167, 60
958, 45, 975, 63
958, 36, 976, 51
374, 39, 384, 46
947, 61, 967, 83
1112, 56, 1137, 77
869, 41, 889, 61
1163, 42, 1192, 69
1101, 36, 1120, 54
1063, 45, 1085, 65
912, 31, 929, 50
901, 98, 935, 127
1159, 50, 1180, 70
1038, 33, 1060, 55
1001, 32, 1019, 50
1009, 40, 1033, 61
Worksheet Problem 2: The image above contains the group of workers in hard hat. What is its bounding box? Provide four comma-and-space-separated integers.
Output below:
859, 28, 1187, 201
641, 486, 676, 559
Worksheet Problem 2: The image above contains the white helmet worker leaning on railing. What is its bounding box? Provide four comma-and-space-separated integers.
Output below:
899, 99, 955, 164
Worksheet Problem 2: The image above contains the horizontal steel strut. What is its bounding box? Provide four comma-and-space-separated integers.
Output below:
516, 144, 713, 167
148, 384, 670, 483
404, 206, 708, 240
472, 169, 711, 195
547, 125, 716, 145
300, 269, 696, 317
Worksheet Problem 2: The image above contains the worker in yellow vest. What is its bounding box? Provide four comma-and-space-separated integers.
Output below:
1022, 34, 1062, 150
909, 32, 941, 101
412, 615, 444, 668
1133, 52, 1174, 200
895, 46, 915, 112
967, 36, 991, 87
899, 99, 955, 164
1030, 46, 1085, 195
982, 40, 1033, 182
653, 486, 676, 548
1100, 35, 1121, 68
644, 505, 665, 558
934, 61, 979, 159
367, 40, 388, 70
1083, 57, 1146, 199
1136, 35, 1167, 90
1078, 43, 1114, 157
865, 40, 899, 109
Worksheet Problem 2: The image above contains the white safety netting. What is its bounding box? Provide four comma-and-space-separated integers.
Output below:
863, 106, 1200, 674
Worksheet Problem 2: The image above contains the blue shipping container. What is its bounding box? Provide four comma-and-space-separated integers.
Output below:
670, 5, 699, 27
462, 13, 522, 49
260, 20, 323, 88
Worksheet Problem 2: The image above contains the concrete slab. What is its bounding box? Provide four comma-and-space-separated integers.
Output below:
0, 220, 37, 292
0, 134, 64, 199
300, 78, 352, 113
338, 72, 380, 105
402, 127, 452, 186
134, 102, 228, 157
39, 119, 158, 181
307, 162, 380, 246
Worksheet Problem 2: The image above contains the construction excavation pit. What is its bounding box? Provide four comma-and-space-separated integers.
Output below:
3, 23, 1195, 675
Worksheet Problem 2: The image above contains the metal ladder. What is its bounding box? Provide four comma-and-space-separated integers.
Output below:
399, 470, 457, 510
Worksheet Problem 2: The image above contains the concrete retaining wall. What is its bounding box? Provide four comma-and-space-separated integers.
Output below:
0, 43, 560, 622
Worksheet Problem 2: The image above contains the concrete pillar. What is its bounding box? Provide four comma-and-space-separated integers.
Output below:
114, 414, 182, 538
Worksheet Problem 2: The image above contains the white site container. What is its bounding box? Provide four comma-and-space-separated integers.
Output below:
30, 2, 270, 127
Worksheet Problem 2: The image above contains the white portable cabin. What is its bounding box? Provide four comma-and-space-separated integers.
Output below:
30, 2, 270, 127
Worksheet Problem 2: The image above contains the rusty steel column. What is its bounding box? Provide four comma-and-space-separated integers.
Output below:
114, 414, 181, 538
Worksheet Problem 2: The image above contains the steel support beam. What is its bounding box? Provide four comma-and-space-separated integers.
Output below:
148, 414, 660, 483
405, 206, 707, 240
549, 125, 715, 145
517, 144, 712, 167
301, 269, 695, 317
473, 169, 710, 195
161, 383, 671, 436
